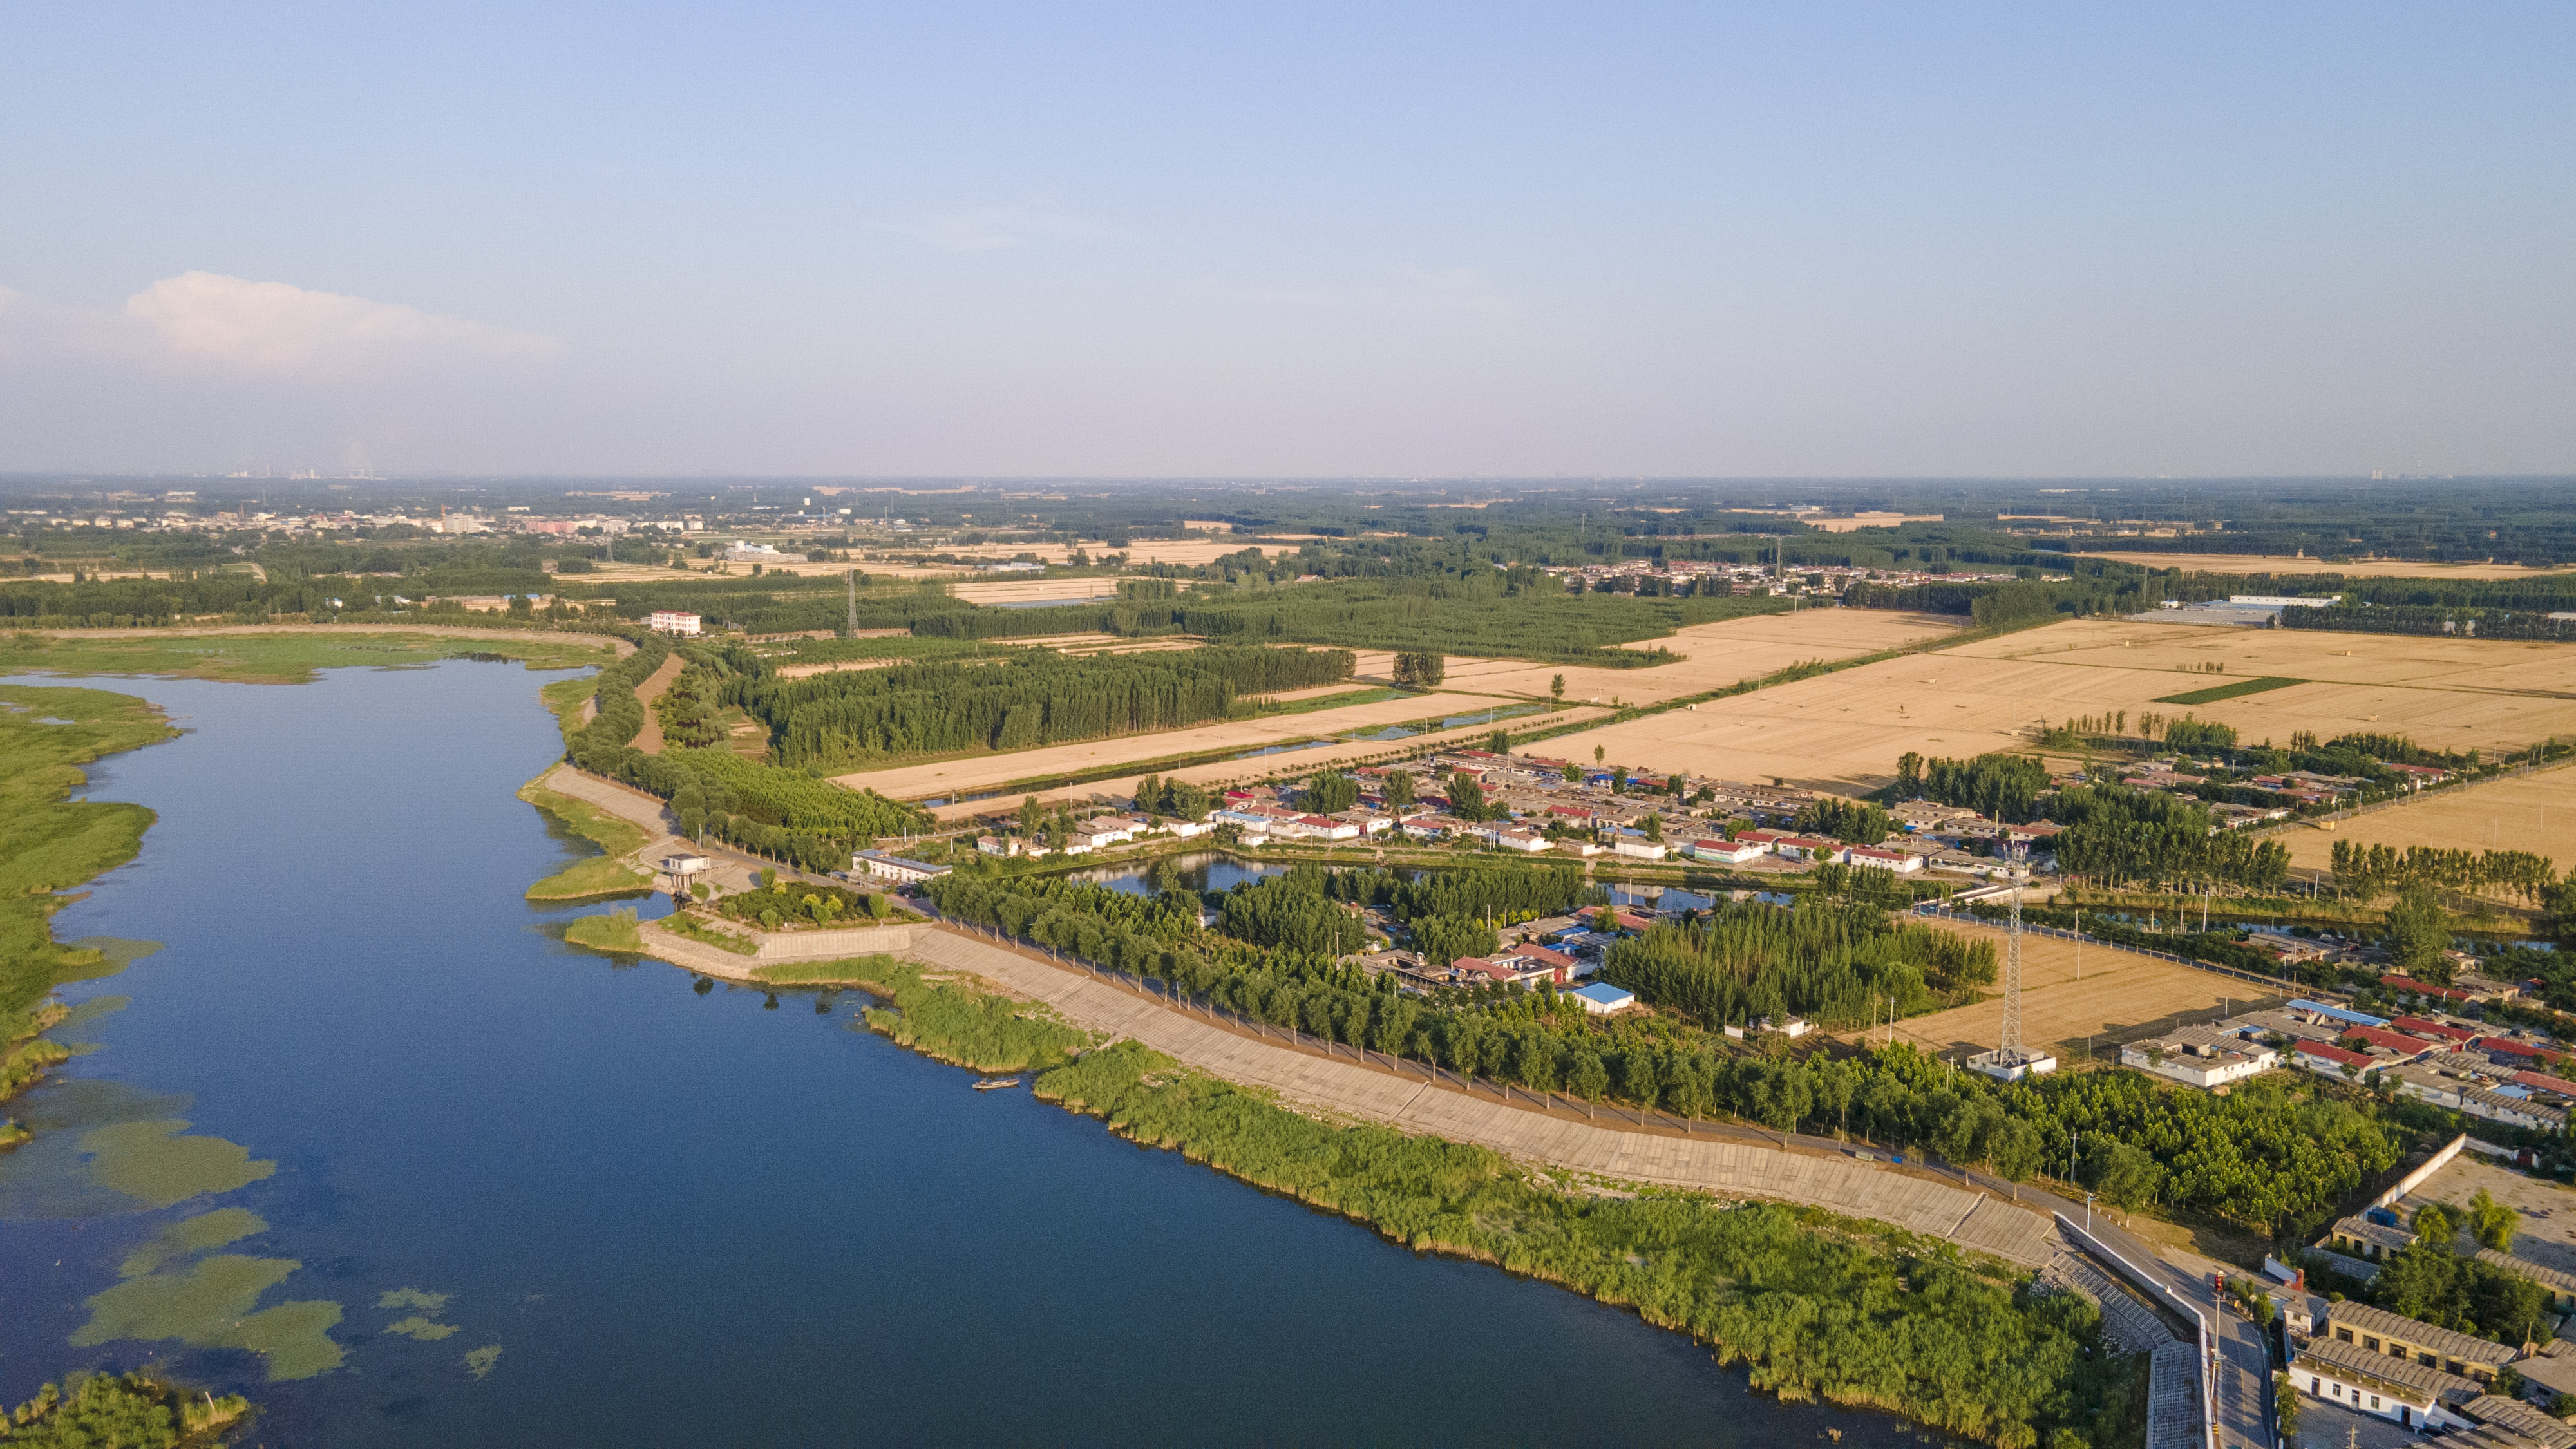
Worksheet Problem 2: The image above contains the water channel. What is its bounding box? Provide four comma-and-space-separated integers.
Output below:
0, 660, 1927, 1445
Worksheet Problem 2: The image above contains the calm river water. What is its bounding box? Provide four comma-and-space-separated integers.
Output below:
0, 661, 1927, 1446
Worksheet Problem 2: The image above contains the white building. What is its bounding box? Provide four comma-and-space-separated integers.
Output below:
1688, 838, 1769, 864
1611, 838, 1669, 861
2289, 1338, 2479, 1434
1840, 845, 1924, 874
647, 611, 703, 636
1571, 983, 1637, 1016
2119, 1026, 2278, 1089
853, 850, 951, 886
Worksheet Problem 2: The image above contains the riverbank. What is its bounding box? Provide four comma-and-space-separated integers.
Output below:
0, 683, 179, 1129
726, 939, 2145, 1447
0, 626, 625, 685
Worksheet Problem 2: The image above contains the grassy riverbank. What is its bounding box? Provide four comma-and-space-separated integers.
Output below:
517, 773, 655, 901
0, 684, 178, 1124
0, 629, 617, 685
815, 958, 2138, 1447
753, 955, 1091, 1073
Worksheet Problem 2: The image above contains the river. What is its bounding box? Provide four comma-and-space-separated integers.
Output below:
0, 660, 1927, 1446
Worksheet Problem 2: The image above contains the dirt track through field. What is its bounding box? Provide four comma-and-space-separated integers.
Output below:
629, 652, 687, 755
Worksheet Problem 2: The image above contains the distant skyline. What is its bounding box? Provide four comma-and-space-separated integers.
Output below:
3, 4, 2570, 478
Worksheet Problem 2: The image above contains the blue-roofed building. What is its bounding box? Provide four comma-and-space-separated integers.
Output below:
2290, 999, 2389, 1030
1571, 983, 1636, 1016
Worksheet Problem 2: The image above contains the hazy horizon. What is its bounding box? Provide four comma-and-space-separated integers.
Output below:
4, 5, 2569, 478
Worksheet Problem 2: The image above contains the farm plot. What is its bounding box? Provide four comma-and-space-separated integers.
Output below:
1868, 919, 2286, 1063
920, 704, 1612, 822
1542, 618, 2576, 795
2275, 762, 2576, 886
1346, 609, 1962, 706
946, 578, 1122, 606
831, 689, 1553, 804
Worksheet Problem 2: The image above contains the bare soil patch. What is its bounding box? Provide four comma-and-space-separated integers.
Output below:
1868, 918, 2286, 1063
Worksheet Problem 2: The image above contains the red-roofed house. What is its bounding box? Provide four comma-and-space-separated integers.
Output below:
2381, 974, 2474, 1003
1840, 845, 1922, 874
2338, 1025, 2433, 1059
2512, 1070, 2576, 1098
2293, 1041, 2382, 1078
2391, 1016, 2476, 1045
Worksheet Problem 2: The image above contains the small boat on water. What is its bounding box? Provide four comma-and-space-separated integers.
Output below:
974, 1077, 1021, 1092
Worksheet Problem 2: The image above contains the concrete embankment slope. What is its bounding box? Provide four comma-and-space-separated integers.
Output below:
898, 927, 2060, 1268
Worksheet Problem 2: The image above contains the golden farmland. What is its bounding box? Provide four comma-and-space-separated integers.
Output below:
1536, 617, 2576, 795
2276, 762, 2576, 887
1873, 919, 2286, 1062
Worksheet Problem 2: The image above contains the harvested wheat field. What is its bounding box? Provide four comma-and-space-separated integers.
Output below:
1870, 918, 2289, 1063
2078, 552, 2576, 580
833, 690, 1566, 803
946, 578, 1123, 606
919, 705, 1613, 821
1543, 617, 2576, 795
2277, 762, 2576, 885
1346, 609, 1963, 706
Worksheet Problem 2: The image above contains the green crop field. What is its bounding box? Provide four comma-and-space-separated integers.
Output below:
2151, 675, 2304, 706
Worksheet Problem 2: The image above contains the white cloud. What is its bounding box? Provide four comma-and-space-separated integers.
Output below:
122, 271, 550, 374
875, 205, 1113, 252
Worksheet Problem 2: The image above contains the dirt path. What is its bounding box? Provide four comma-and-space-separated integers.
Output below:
629, 652, 687, 755
885, 925, 2062, 1264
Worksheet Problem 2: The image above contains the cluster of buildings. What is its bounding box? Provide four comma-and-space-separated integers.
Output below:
974, 813, 1211, 860
2271, 1147, 2576, 1443
2121, 997, 2574, 1130
1539, 556, 2021, 601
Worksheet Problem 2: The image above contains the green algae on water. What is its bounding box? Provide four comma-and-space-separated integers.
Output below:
384, 1314, 460, 1341
463, 1345, 502, 1379
80, 1117, 274, 1207
73, 1253, 346, 1381
119, 1206, 267, 1276
378, 1286, 453, 1314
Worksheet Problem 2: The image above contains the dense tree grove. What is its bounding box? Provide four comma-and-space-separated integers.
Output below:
1600, 903, 1995, 1028
2331, 840, 2560, 907
1132, 772, 1217, 823
1390, 650, 1446, 687
2369, 1233, 2552, 1345
1920, 753, 2051, 822
2049, 784, 2292, 891
735, 645, 1354, 766
1217, 871, 1373, 955
1793, 797, 1894, 845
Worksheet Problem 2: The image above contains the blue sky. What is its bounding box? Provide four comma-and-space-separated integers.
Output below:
2, 3, 2568, 477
